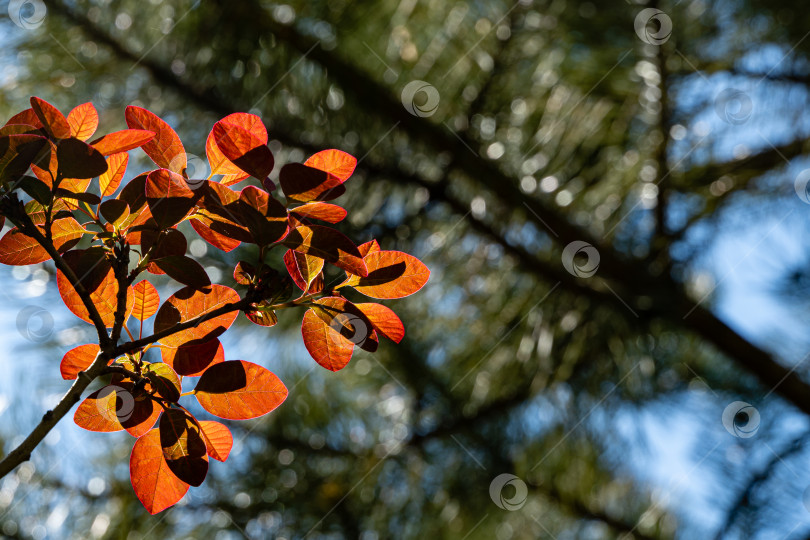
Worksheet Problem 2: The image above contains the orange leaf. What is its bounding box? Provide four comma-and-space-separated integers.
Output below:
0, 217, 85, 266
130, 429, 189, 514
212, 123, 274, 180
159, 408, 208, 486
99, 153, 129, 197
56, 248, 135, 327
59, 343, 101, 380
125, 106, 186, 173
282, 225, 367, 277
358, 239, 381, 257
343, 251, 430, 299
161, 338, 224, 377
153, 285, 240, 347
190, 217, 241, 252
74, 384, 133, 432
90, 129, 155, 156
4, 108, 43, 129
304, 149, 357, 182
301, 309, 354, 371
279, 163, 345, 202
194, 360, 288, 420
67, 102, 99, 141
290, 202, 347, 223
132, 280, 160, 320
283, 249, 324, 291
30, 97, 71, 139
238, 186, 288, 245
145, 168, 197, 228
355, 303, 405, 343
199, 421, 233, 462
312, 297, 378, 353
206, 113, 267, 184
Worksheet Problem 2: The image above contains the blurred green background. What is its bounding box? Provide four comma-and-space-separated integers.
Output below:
2, 0, 810, 538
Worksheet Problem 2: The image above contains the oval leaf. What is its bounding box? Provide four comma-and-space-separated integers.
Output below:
99, 153, 129, 196
130, 429, 190, 514
343, 251, 430, 299
125, 106, 186, 173
67, 102, 99, 141
304, 149, 357, 182
279, 163, 345, 202
153, 285, 240, 347
59, 343, 101, 380
30, 97, 71, 139
301, 309, 354, 371
194, 360, 288, 420
161, 339, 224, 377
90, 129, 155, 156
153, 255, 211, 290
159, 408, 208, 486
199, 421, 233, 462
132, 280, 160, 321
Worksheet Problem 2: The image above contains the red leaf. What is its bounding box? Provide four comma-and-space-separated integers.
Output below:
301, 309, 354, 371
153, 255, 211, 289
290, 202, 347, 223
30, 97, 71, 139
130, 429, 189, 514
125, 106, 186, 173
4, 108, 43, 129
282, 225, 367, 277
212, 123, 274, 180
161, 338, 224, 377
194, 360, 288, 420
90, 129, 155, 156
245, 302, 279, 327
343, 251, 430, 299
145, 168, 197, 228
304, 149, 357, 182
238, 186, 288, 245
283, 249, 324, 291
159, 408, 208, 486
59, 344, 101, 380
56, 248, 135, 327
206, 113, 267, 185
0, 217, 85, 266
67, 102, 99, 141
153, 285, 240, 347
99, 153, 128, 196
132, 280, 160, 321
279, 163, 345, 202
355, 303, 405, 343
199, 421, 233, 462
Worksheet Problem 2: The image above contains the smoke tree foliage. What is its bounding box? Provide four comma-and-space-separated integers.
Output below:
0, 97, 429, 513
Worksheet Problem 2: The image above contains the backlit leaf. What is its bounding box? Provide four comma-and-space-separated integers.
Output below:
312, 297, 378, 353
144, 362, 182, 403
67, 102, 99, 141
90, 129, 155, 156
99, 153, 128, 196
125, 106, 186, 173
153, 285, 240, 347
0, 217, 85, 266
355, 303, 405, 343
199, 421, 233, 462
74, 384, 133, 432
59, 343, 101, 380
290, 202, 347, 223
304, 149, 357, 182
212, 123, 274, 180
189, 218, 241, 252
132, 280, 160, 321
130, 429, 189, 514
145, 168, 197, 228
194, 360, 288, 420
283, 249, 324, 291
301, 309, 354, 371
282, 225, 367, 277
0, 134, 48, 183
30, 97, 71, 139
206, 113, 267, 185
99, 199, 130, 227
343, 251, 430, 299
238, 186, 288, 245
153, 255, 211, 290
55, 138, 108, 179
161, 339, 224, 377
4, 108, 43, 129
159, 408, 208, 486
279, 163, 345, 202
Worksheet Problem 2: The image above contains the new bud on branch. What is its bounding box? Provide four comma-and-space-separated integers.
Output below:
0, 97, 430, 513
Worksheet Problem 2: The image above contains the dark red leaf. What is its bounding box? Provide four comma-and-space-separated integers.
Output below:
279, 163, 345, 202
30, 97, 71, 139
161, 339, 224, 377
282, 225, 367, 277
